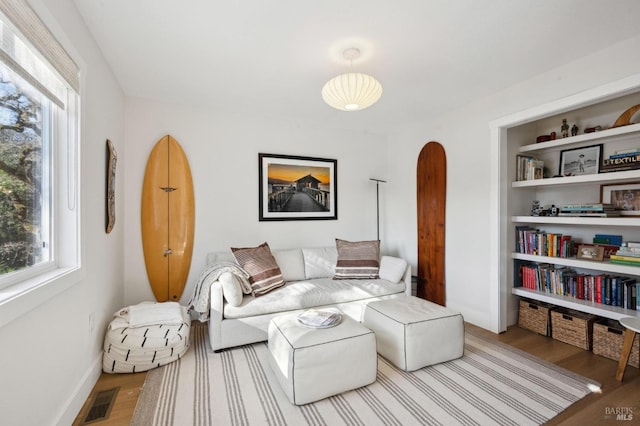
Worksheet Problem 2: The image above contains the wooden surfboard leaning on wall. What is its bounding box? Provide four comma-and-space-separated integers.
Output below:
417, 141, 446, 306
141, 135, 195, 302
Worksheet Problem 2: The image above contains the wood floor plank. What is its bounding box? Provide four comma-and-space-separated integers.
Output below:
73, 371, 147, 425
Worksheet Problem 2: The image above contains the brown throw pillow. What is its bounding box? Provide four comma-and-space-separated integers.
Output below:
231, 242, 285, 296
333, 238, 380, 279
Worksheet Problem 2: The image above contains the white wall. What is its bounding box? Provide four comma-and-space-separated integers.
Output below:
123, 99, 388, 305
0, 1, 125, 425
385, 35, 640, 331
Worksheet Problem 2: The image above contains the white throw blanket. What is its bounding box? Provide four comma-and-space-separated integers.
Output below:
109, 301, 185, 330
187, 262, 251, 322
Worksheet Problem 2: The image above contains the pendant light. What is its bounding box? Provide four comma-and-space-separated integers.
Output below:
322, 48, 383, 111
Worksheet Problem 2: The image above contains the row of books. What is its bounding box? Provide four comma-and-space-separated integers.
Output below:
600, 148, 640, 173
516, 155, 544, 181
515, 226, 575, 257
557, 203, 621, 217
517, 261, 639, 310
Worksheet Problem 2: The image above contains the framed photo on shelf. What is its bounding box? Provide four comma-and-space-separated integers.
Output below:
600, 181, 640, 216
559, 144, 602, 176
576, 244, 604, 261
258, 153, 337, 221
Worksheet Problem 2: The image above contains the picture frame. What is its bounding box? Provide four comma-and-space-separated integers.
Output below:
105, 139, 117, 233
576, 244, 604, 261
600, 181, 640, 216
258, 153, 337, 221
578, 243, 617, 260
559, 144, 602, 176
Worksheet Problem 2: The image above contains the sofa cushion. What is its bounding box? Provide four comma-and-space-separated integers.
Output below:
379, 256, 408, 283
272, 248, 306, 282
302, 247, 338, 279
334, 239, 380, 279
223, 277, 406, 319
231, 242, 285, 296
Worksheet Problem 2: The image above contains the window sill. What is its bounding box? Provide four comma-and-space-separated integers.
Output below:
0, 266, 84, 329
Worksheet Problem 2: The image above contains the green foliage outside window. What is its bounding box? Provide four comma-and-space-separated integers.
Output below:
0, 67, 44, 273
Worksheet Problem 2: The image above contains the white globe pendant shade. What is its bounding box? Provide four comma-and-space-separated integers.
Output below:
322, 72, 383, 111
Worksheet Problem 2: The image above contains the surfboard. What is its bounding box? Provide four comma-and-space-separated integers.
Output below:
417, 141, 446, 306
141, 135, 195, 302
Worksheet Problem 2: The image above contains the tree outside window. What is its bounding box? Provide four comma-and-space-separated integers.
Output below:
0, 63, 49, 274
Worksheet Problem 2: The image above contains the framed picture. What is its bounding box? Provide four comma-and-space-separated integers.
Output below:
576, 244, 604, 261
259, 153, 337, 221
559, 144, 602, 176
600, 181, 640, 216
105, 139, 117, 233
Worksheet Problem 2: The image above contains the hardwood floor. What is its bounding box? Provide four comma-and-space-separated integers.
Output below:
74, 324, 640, 425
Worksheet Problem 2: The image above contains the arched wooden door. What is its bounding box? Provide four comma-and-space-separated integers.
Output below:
417, 141, 446, 305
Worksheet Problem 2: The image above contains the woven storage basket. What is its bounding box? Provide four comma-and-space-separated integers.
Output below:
593, 318, 640, 368
518, 299, 550, 336
550, 308, 596, 350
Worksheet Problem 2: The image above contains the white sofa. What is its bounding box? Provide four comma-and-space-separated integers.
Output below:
205, 246, 412, 351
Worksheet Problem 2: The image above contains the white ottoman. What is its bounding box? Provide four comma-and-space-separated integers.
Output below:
363, 296, 464, 371
268, 311, 377, 405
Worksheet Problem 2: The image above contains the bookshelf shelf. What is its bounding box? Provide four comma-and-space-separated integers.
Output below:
512, 287, 639, 321
512, 216, 640, 226
512, 252, 640, 275
518, 122, 640, 154
512, 169, 640, 188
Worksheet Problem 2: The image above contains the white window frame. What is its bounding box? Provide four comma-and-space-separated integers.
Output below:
0, 1, 82, 329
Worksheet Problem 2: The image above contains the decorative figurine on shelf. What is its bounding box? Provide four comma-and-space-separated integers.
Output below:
561, 119, 569, 138
531, 200, 543, 216
571, 124, 578, 136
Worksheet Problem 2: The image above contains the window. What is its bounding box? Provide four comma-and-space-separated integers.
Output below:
0, 61, 51, 280
0, 1, 80, 300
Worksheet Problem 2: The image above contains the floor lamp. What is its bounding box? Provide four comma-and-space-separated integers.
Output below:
369, 178, 386, 240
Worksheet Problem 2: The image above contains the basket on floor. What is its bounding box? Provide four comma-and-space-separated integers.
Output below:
593, 318, 640, 368
518, 299, 551, 336
550, 308, 596, 350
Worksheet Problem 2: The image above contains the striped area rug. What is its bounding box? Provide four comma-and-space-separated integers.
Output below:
132, 322, 599, 426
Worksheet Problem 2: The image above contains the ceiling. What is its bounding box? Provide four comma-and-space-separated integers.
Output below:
73, 0, 640, 135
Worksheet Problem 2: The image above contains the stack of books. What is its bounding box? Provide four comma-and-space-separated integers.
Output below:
558, 203, 621, 217
610, 241, 640, 266
516, 155, 544, 181
600, 148, 640, 173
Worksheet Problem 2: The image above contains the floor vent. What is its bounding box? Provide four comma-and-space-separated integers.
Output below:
81, 387, 119, 424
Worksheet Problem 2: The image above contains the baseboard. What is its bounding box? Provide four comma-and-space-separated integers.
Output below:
54, 353, 102, 426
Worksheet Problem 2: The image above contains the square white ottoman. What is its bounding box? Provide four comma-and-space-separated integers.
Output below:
363, 296, 464, 371
268, 311, 377, 405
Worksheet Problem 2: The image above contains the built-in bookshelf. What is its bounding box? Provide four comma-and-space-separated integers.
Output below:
494, 77, 640, 331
